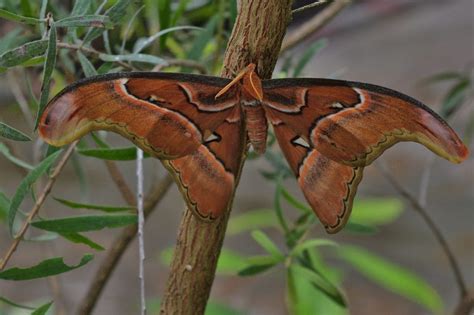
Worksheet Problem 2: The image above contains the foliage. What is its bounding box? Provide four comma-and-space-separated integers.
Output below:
0, 1, 471, 314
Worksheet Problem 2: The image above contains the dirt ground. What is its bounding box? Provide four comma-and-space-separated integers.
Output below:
0, 0, 472, 314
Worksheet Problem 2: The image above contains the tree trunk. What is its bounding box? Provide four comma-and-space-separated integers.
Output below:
159, 1, 293, 314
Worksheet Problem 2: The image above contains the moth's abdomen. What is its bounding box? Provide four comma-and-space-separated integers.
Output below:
243, 101, 268, 154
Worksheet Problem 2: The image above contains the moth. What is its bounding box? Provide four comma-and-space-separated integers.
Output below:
39, 63, 468, 233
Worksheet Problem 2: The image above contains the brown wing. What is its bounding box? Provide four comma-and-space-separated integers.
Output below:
262, 79, 468, 167
273, 122, 363, 233
163, 107, 246, 219
39, 72, 237, 159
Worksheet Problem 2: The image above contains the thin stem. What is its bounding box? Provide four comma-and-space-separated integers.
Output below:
0, 142, 77, 270
292, 0, 333, 15
376, 162, 468, 296
76, 174, 173, 315
281, 0, 351, 53
136, 148, 146, 315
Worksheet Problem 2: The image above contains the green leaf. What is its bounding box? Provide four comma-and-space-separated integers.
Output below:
227, 208, 277, 235
60, 232, 104, 251
0, 28, 24, 55
0, 39, 48, 68
31, 301, 53, 315
293, 38, 327, 77
0, 8, 43, 25
0, 142, 34, 170
31, 215, 137, 233
251, 230, 285, 259
0, 254, 93, 280
290, 263, 346, 307
0, 123, 31, 141
281, 186, 311, 213
290, 239, 338, 257
349, 198, 404, 226
84, 0, 132, 43
441, 79, 469, 118
274, 180, 289, 233
238, 255, 282, 276
77, 146, 150, 160
187, 15, 219, 60
8, 150, 62, 234
55, 15, 112, 28
133, 26, 202, 54
338, 245, 443, 313
35, 24, 57, 129
76, 51, 98, 77
0, 191, 10, 221
343, 221, 377, 234
71, 0, 92, 16
0, 295, 35, 310
286, 265, 347, 315
54, 197, 134, 212
99, 53, 166, 65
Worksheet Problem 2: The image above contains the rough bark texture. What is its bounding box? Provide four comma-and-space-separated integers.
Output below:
159, 1, 292, 314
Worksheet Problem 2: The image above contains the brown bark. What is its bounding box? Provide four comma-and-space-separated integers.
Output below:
159, 1, 293, 314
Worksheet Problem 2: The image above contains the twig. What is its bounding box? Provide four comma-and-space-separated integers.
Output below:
152, 59, 208, 74
292, 0, 332, 15
0, 142, 77, 270
104, 160, 136, 206
376, 162, 468, 297
7, 70, 35, 128
281, 0, 351, 53
136, 149, 146, 315
76, 173, 173, 315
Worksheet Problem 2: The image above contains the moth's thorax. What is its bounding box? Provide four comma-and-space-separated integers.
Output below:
241, 94, 268, 155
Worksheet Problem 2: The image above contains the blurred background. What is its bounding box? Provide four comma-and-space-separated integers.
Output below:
0, 0, 472, 314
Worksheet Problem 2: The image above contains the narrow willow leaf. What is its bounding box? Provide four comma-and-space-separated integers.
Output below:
0, 123, 31, 141
99, 53, 166, 65
55, 15, 112, 28
0, 40, 48, 68
349, 198, 404, 226
39, 0, 48, 34
291, 263, 346, 307
35, 24, 57, 129
293, 38, 327, 77
290, 239, 338, 257
441, 79, 469, 118
0, 191, 10, 220
8, 150, 62, 234
0, 296, 35, 310
0, 28, 23, 54
281, 186, 312, 213
187, 15, 218, 60
251, 230, 285, 259
0, 8, 44, 25
31, 215, 137, 233
0, 254, 93, 280
60, 232, 105, 251
77, 146, 150, 160
31, 301, 53, 315
0, 143, 34, 170
84, 0, 132, 43
343, 222, 377, 234
54, 197, 134, 212
71, 0, 92, 16
76, 51, 98, 77
238, 255, 282, 276
227, 209, 277, 236
338, 245, 443, 313
274, 180, 289, 233
133, 26, 202, 54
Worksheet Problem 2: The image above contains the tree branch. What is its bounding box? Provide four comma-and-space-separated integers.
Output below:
0, 142, 77, 270
281, 0, 351, 53
159, 1, 293, 314
376, 162, 469, 299
76, 173, 173, 315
